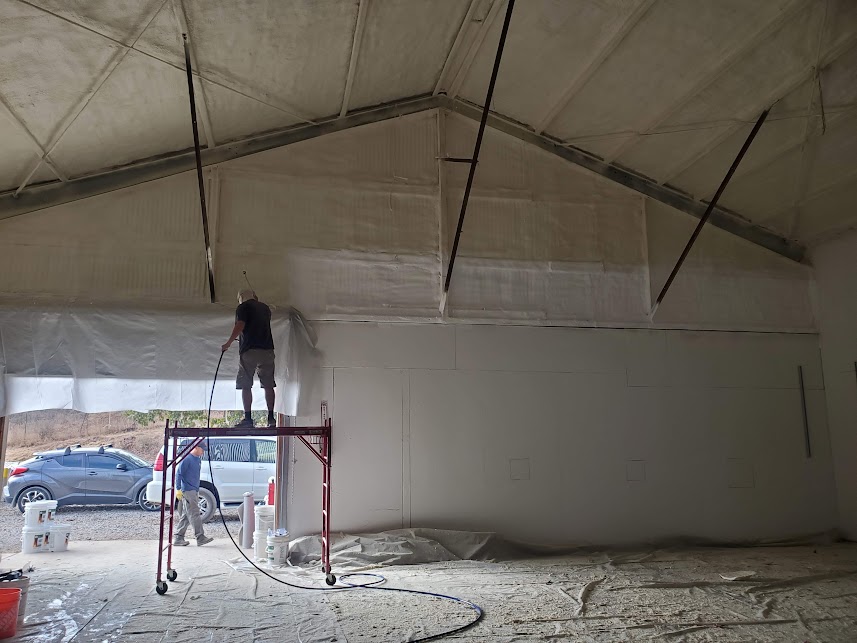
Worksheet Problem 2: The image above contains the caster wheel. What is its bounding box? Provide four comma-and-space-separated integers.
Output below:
325, 573, 336, 586
156, 581, 168, 595
167, 569, 178, 582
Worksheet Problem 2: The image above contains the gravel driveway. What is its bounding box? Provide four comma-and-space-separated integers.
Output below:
0, 500, 242, 554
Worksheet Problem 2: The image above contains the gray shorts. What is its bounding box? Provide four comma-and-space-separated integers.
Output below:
236, 349, 276, 390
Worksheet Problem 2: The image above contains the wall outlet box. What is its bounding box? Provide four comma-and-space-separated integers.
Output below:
626, 459, 646, 482
510, 458, 531, 480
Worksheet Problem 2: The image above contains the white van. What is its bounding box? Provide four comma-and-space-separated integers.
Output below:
145, 437, 276, 522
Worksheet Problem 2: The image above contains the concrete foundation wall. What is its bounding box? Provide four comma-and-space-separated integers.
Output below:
288, 322, 836, 546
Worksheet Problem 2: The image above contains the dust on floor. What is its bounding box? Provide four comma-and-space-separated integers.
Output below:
4, 539, 857, 642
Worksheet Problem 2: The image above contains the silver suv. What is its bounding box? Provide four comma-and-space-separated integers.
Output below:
145, 437, 276, 522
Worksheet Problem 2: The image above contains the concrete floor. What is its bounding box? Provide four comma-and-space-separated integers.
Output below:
3, 539, 857, 642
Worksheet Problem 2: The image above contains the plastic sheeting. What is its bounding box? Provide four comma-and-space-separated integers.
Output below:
0, 306, 318, 417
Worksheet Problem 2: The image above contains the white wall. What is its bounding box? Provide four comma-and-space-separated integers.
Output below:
287, 322, 836, 546
811, 230, 857, 539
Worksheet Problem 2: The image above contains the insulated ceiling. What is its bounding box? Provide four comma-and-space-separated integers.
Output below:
1, 0, 856, 248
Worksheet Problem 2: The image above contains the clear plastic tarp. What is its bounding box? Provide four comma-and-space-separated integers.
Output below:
0, 306, 317, 417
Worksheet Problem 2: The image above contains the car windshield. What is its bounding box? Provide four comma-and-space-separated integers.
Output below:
117, 451, 150, 468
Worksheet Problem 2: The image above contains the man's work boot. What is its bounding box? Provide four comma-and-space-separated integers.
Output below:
234, 417, 254, 429
197, 535, 214, 546
267, 416, 276, 427
173, 537, 189, 546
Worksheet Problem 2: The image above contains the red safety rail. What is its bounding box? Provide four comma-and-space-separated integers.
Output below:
154, 403, 333, 594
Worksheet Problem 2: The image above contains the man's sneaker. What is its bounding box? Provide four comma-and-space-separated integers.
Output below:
197, 535, 214, 546
173, 537, 189, 547
234, 417, 254, 428
267, 416, 276, 427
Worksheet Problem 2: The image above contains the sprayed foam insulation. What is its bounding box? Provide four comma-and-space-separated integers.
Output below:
0, 110, 818, 329
646, 200, 816, 330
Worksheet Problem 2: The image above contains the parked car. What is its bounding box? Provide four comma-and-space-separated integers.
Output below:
146, 437, 275, 523
3, 445, 155, 513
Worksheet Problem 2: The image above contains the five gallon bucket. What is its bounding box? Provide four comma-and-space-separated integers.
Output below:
0, 588, 21, 639
49, 524, 71, 552
266, 533, 289, 566
23, 500, 56, 529
0, 577, 28, 627
21, 527, 49, 554
255, 505, 275, 534
253, 531, 267, 562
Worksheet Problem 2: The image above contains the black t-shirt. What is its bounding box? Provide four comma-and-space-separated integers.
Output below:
236, 300, 274, 354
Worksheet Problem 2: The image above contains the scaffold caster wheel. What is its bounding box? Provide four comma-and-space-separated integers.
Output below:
167, 569, 178, 581
156, 581, 168, 595
325, 573, 336, 586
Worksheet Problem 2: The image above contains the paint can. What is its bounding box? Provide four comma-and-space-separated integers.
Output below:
253, 531, 267, 561
255, 505, 274, 534
23, 500, 56, 529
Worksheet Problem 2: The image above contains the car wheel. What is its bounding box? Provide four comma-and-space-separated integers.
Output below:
197, 487, 218, 523
137, 487, 159, 512
16, 486, 52, 513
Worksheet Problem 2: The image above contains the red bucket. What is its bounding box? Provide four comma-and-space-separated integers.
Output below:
0, 588, 21, 639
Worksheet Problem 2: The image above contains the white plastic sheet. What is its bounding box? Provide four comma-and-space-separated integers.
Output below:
0, 305, 318, 416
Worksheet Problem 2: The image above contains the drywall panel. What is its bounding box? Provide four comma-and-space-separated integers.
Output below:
313, 322, 454, 370
664, 331, 823, 390
454, 324, 627, 374
289, 367, 404, 537
811, 230, 857, 538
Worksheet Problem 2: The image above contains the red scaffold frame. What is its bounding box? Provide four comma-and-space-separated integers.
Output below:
154, 403, 332, 594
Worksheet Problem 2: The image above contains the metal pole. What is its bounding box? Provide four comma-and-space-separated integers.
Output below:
440, 0, 516, 312
798, 365, 812, 458
652, 107, 770, 313
275, 413, 288, 532
182, 33, 217, 303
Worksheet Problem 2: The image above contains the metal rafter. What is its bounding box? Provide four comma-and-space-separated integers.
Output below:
0, 95, 439, 221
0, 95, 806, 264
434, 0, 481, 95
12, 0, 168, 196
534, 0, 654, 135
604, 0, 810, 163
445, 97, 804, 262
445, 0, 504, 99
340, 0, 369, 118
171, 0, 216, 147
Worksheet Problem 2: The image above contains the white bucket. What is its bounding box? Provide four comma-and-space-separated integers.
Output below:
21, 527, 49, 554
0, 577, 29, 626
23, 500, 56, 529
266, 534, 289, 566
49, 524, 71, 552
253, 531, 267, 561
255, 506, 275, 534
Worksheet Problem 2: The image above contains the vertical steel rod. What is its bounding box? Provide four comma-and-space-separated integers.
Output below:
275, 413, 288, 531
798, 365, 812, 458
653, 108, 770, 312
182, 33, 217, 303
441, 0, 516, 311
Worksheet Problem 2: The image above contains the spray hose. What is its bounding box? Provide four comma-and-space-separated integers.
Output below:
204, 349, 484, 642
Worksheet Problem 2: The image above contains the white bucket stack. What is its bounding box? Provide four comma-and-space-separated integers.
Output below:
21, 501, 71, 554
253, 506, 275, 562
